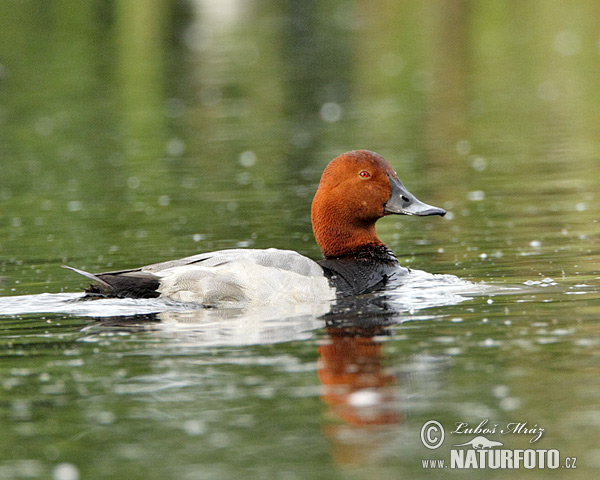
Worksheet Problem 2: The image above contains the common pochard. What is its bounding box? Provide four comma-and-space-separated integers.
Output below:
66, 150, 445, 305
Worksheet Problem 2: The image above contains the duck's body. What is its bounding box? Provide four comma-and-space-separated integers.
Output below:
67, 150, 445, 305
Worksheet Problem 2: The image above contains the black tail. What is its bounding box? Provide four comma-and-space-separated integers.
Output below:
63, 266, 161, 299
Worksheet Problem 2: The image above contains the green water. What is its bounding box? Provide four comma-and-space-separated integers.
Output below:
1, 1, 599, 479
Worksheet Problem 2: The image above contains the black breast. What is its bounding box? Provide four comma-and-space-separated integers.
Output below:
317, 246, 409, 296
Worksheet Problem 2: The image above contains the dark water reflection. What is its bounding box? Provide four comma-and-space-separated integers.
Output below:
1, 0, 600, 478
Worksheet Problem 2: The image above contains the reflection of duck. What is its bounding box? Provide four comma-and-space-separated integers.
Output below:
66, 150, 445, 305
318, 324, 401, 426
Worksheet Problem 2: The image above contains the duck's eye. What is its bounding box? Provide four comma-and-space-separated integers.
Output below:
359, 170, 371, 179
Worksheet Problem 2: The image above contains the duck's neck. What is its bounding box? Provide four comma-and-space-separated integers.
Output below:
312, 208, 395, 261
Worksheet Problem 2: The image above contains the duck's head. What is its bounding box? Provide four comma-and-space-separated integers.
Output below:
311, 150, 446, 259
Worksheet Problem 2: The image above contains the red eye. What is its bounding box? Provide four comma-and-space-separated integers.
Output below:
359, 170, 371, 178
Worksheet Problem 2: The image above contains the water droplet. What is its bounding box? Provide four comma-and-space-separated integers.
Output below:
492, 385, 509, 398
52, 463, 79, 480
471, 157, 487, 171
481, 338, 501, 347
183, 420, 207, 436
67, 201, 82, 212
320, 102, 342, 122
35, 116, 53, 136
239, 150, 256, 167
236, 172, 252, 185
467, 190, 484, 201
127, 176, 140, 189
554, 30, 581, 56
456, 139, 471, 155
166, 138, 185, 157
499, 397, 521, 411
348, 389, 380, 407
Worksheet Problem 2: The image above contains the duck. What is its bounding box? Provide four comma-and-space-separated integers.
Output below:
65, 150, 445, 306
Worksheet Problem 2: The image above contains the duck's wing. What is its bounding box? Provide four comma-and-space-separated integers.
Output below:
63, 266, 161, 298
140, 248, 324, 276
65, 248, 325, 299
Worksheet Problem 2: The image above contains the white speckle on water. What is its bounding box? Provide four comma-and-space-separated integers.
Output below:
183, 420, 207, 436
35, 116, 54, 136
537, 337, 559, 345
499, 397, 521, 412
529, 240, 542, 248
192, 233, 206, 242
479, 253, 488, 259
554, 30, 581, 56
320, 102, 342, 122
181, 177, 195, 189
434, 336, 457, 344
456, 139, 471, 155
575, 338, 597, 347
492, 385, 510, 398
96, 411, 116, 425
551, 328, 573, 336
575, 202, 587, 211
52, 463, 79, 480
471, 156, 487, 171
67, 201, 82, 212
127, 176, 140, 189
481, 338, 502, 347
166, 137, 185, 157
486, 298, 493, 304
446, 347, 463, 355
158, 195, 170, 206
236, 172, 252, 185
467, 190, 485, 201
239, 150, 257, 167
347, 389, 381, 407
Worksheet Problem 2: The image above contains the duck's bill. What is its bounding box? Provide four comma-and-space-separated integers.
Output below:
384, 175, 446, 217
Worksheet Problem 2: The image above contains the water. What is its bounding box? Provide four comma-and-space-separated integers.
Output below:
1, 1, 599, 478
